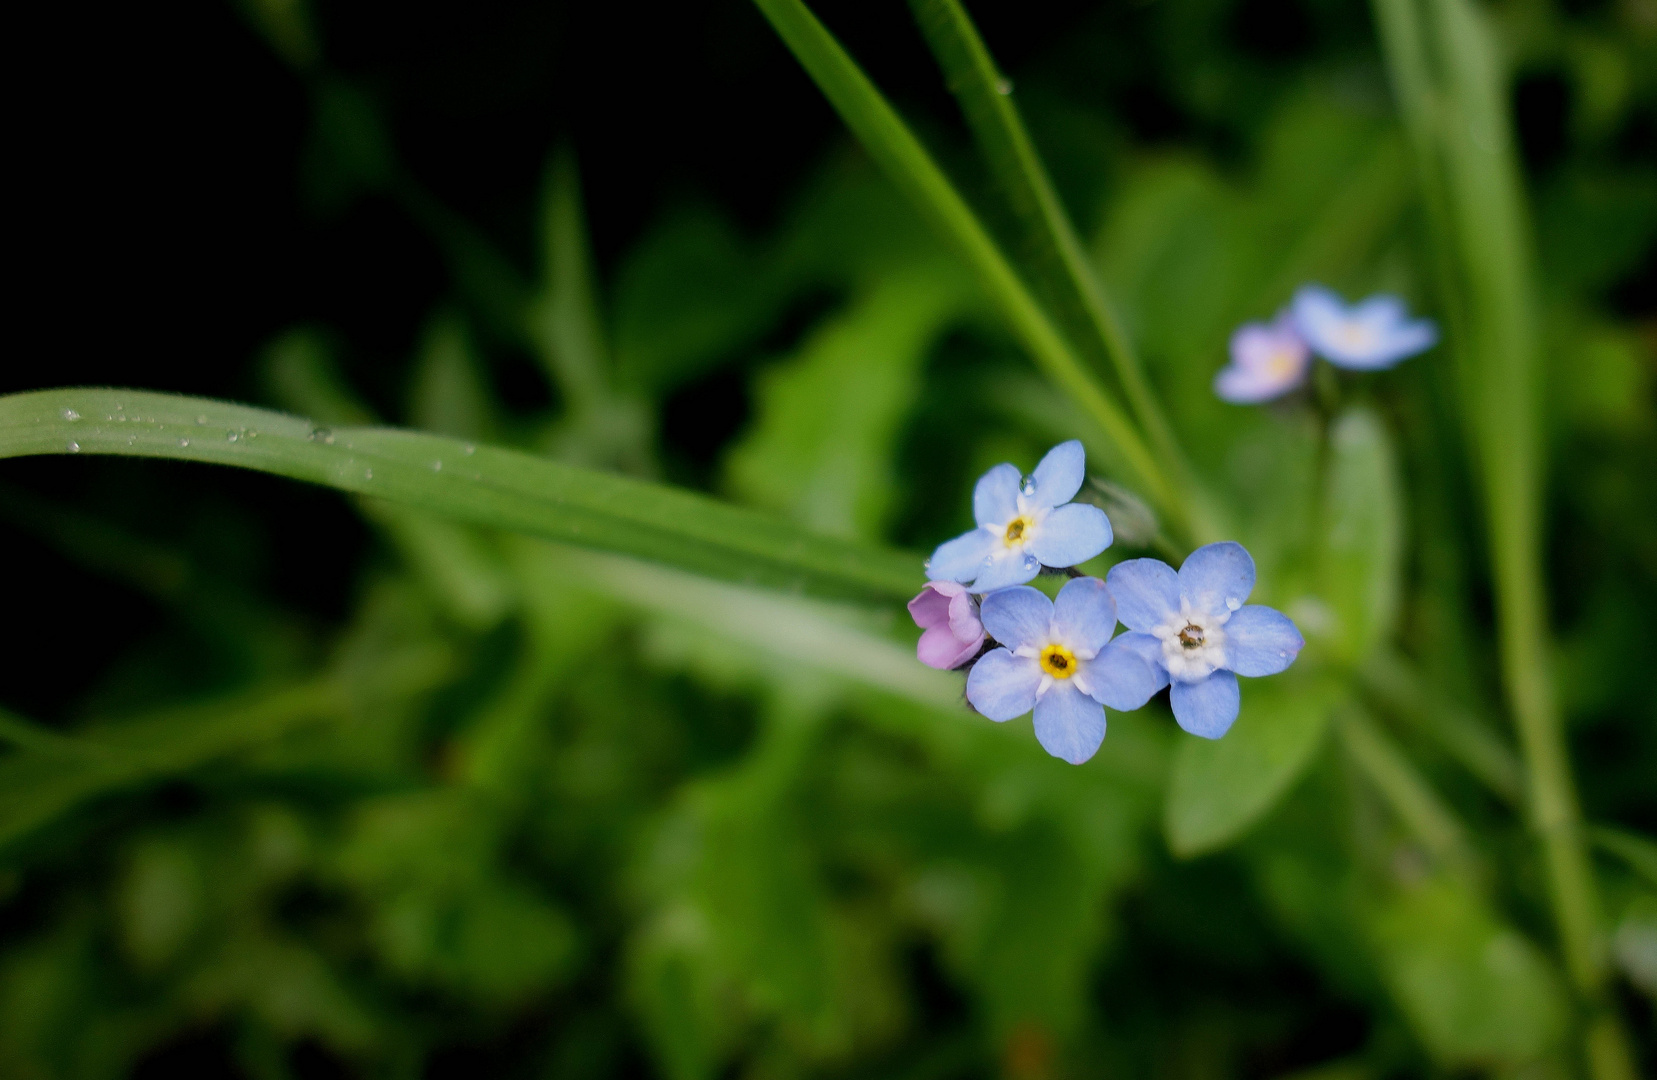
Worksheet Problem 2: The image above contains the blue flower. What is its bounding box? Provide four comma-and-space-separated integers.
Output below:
1291, 284, 1437, 370
1215, 311, 1311, 404
1106, 542, 1304, 739
965, 577, 1161, 764
926, 440, 1113, 592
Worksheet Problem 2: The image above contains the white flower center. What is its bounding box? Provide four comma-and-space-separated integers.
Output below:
1015, 633, 1099, 699
989, 496, 1051, 552
1153, 601, 1229, 682
1337, 322, 1376, 351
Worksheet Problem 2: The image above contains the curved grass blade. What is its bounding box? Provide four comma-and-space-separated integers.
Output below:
749, 0, 1176, 522
0, 389, 920, 603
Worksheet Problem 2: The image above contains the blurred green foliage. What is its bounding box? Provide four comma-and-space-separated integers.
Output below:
2, 0, 1654, 1077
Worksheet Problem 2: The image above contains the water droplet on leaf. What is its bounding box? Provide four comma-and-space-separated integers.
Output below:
178, 437, 190, 447
66, 440, 80, 453
62, 408, 80, 421
226, 431, 238, 442
311, 427, 334, 445
364, 468, 373, 480
195, 414, 208, 425
431, 460, 442, 471
462, 443, 476, 455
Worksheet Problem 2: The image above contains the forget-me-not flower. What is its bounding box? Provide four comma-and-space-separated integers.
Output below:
965, 577, 1160, 764
908, 581, 986, 670
1106, 542, 1304, 739
926, 440, 1113, 593
1215, 312, 1310, 404
1291, 285, 1437, 370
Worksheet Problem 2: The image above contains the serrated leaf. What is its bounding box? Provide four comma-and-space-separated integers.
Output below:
1165, 666, 1346, 857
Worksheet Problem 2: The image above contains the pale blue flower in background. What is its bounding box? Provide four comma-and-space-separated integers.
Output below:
965, 577, 1160, 764
1291, 284, 1437, 370
926, 440, 1113, 593
1215, 312, 1310, 404
1107, 542, 1303, 739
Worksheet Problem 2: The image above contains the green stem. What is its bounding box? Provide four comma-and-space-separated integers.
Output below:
1370, 0, 1633, 1072
1336, 704, 1475, 879
749, 0, 1181, 533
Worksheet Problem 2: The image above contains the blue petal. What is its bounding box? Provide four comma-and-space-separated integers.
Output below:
1083, 638, 1161, 711
1027, 439, 1085, 509
1179, 542, 1255, 616
971, 547, 1040, 592
1111, 631, 1170, 692
1028, 504, 1112, 568
966, 648, 1041, 721
926, 527, 995, 583
1224, 605, 1304, 677
1105, 558, 1180, 632
979, 586, 1052, 651
1170, 671, 1240, 739
1053, 576, 1120, 652
1051, 576, 1116, 656
1325, 318, 1437, 370
973, 463, 1022, 527
1291, 284, 1350, 348
1032, 681, 1106, 764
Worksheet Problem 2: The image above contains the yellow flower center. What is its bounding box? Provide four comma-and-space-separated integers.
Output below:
1039, 644, 1077, 678
1004, 516, 1032, 544
1178, 624, 1206, 649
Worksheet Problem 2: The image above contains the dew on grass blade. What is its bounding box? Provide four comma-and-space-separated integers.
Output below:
65, 440, 79, 452
61, 408, 80, 421
179, 438, 190, 447
226, 431, 238, 442
311, 427, 334, 445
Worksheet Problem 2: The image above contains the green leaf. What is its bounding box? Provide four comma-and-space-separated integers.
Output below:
748, 0, 1176, 525
0, 389, 920, 603
1165, 666, 1346, 857
1318, 408, 1403, 664
1369, 877, 1568, 1067
725, 263, 966, 539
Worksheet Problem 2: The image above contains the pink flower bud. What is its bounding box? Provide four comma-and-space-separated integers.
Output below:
908, 581, 986, 669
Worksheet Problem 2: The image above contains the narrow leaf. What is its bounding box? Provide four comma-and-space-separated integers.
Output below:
0, 389, 920, 602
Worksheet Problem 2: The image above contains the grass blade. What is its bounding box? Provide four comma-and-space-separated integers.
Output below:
1371, 0, 1634, 1073
905, 0, 1191, 505
0, 389, 920, 603
749, 0, 1179, 527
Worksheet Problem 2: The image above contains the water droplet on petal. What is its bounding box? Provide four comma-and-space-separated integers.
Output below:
62, 408, 80, 421
66, 440, 80, 453
1226, 597, 1241, 611
195, 414, 208, 425
1279, 650, 1288, 658
1022, 553, 1041, 571
178, 437, 190, 447
1020, 477, 1037, 497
